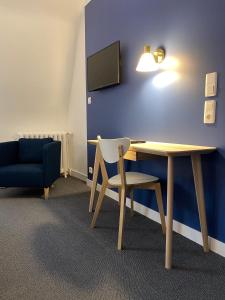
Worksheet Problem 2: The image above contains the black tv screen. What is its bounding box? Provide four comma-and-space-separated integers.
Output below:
87, 41, 120, 92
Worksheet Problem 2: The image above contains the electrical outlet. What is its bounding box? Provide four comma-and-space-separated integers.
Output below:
89, 167, 93, 174
205, 72, 217, 97
204, 100, 216, 124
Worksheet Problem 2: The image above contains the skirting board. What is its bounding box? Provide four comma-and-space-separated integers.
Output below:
87, 179, 225, 258
71, 169, 87, 182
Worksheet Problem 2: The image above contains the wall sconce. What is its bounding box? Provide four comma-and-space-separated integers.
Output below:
153, 48, 165, 64
136, 45, 165, 72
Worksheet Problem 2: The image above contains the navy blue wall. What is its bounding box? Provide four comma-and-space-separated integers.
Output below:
85, 0, 225, 243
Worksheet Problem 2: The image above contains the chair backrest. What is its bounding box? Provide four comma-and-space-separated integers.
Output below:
98, 137, 130, 164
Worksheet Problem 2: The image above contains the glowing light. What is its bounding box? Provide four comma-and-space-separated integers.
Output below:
136, 53, 159, 72
153, 71, 180, 88
159, 56, 179, 70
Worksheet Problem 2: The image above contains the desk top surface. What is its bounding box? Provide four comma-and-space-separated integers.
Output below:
88, 140, 216, 157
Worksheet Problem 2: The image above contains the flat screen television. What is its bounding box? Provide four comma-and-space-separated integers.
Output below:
87, 41, 120, 92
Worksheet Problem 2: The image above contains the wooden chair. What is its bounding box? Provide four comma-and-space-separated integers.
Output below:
91, 137, 166, 250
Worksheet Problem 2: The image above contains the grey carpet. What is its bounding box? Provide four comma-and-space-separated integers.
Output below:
0, 177, 225, 300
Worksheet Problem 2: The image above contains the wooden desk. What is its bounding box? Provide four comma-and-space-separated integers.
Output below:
88, 140, 216, 269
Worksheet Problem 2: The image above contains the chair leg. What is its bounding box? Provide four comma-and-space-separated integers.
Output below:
130, 189, 134, 216
118, 187, 126, 250
118, 187, 121, 206
91, 181, 108, 228
155, 182, 166, 235
44, 188, 49, 200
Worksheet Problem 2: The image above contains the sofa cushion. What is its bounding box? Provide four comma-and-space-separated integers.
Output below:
0, 164, 44, 187
19, 138, 53, 163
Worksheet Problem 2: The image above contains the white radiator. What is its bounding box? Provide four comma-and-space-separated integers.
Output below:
18, 132, 72, 178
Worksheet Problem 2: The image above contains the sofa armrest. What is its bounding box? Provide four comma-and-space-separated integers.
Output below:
0, 141, 18, 166
43, 141, 61, 187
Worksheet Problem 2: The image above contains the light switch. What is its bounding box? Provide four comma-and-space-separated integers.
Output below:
88, 97, 92, 104
204, 100, 216, 124
205, 72, 217, 97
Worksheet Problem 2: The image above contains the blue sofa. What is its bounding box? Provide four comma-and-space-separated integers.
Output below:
0, 138, 61, 199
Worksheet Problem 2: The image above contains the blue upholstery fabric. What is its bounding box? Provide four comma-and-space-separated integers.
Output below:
0, 164, 44, 187
0, 139, 61, 190
0, 141, 18, 166
19, 138, 53, 163
43, 141, 61, 187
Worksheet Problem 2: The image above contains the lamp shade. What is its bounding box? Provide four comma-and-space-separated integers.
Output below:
136, 46, 158, 72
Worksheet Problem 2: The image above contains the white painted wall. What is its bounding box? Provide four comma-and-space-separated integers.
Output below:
68, 1, 87, 179
0, 1, 77, 141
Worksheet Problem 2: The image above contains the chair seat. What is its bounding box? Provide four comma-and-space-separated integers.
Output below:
108, 172, 159, 186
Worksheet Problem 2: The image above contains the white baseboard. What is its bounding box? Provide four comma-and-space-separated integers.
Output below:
71, 169, 87, 182
87, 179, 225, 258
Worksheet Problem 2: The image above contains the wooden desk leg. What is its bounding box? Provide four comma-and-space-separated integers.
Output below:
89, 145, 100, 213
117, 162, 121, 206
118, 187, 126, 250
191, 154, 209, 252
165, 156, 174, 270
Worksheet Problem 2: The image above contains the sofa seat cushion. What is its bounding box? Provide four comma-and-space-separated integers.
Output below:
19, 138, 53, 163
0, 164, 44, 187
